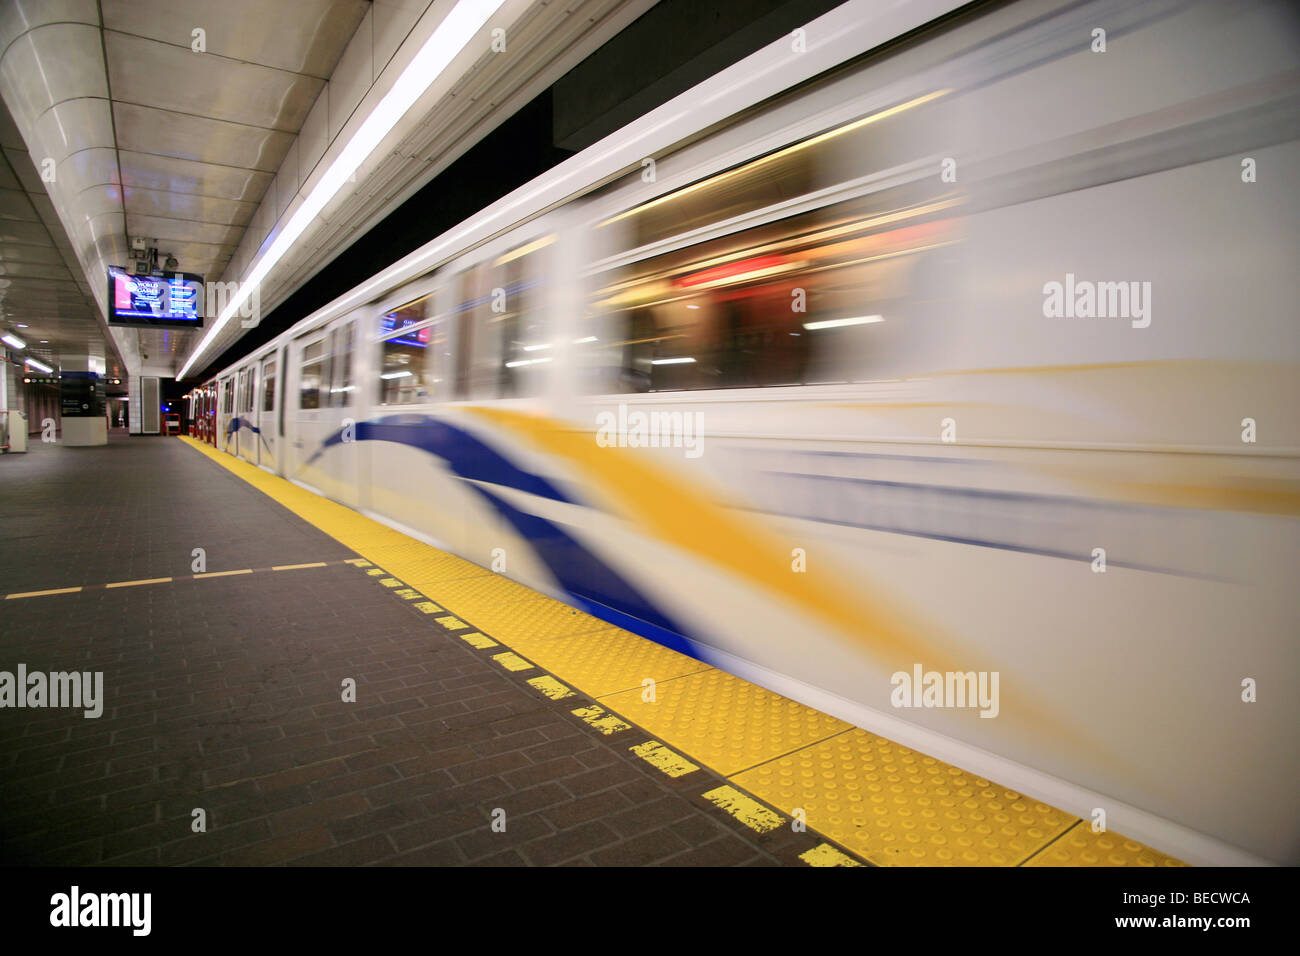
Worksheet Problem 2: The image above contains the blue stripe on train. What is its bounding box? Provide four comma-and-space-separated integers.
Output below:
310, 414, 572, 505
309, 414, 706, 662
226, 417, 271, 454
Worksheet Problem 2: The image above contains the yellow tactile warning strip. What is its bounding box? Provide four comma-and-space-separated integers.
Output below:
511, 627, 709, 698
3, 559, 349, 600
602, 668, 852, 776
177, 436, 1186, 867
732, 728, 1075, 866
1024, 823, 1187, 868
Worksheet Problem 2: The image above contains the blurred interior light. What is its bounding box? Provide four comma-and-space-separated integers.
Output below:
602, 90, 949, 227
521, 343, 551, 352
2, 333, 26, 349
494, 234, 555, 266
803, 315, 884, 330
677, 253, 791, 290
504, 357, 552, 368
651, 357, 696, 365
24, 357, 52, 373
380, 371, 413, 380
573, 336, 598, 344
179, 0, 509, 380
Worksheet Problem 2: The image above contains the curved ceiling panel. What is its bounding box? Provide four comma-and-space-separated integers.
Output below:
0, 0, 370, 377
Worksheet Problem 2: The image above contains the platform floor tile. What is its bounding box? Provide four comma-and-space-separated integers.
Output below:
509, 628, 709, 698
1023, 823, 1187, 867
732, 729, 1076, 866
601, 669, 852, 777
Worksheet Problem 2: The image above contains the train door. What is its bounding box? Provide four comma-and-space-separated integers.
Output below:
286, 315, 359, 503
204, 386, 216, 445
258, 354, 278, 472
323, 316, 360, 507
236, 366, 255, 463
286, 328, 327, 485
218, 376, 235, 453
207, 385, 217, 445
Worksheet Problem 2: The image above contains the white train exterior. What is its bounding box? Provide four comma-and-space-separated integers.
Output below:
192, 0, 1300, 865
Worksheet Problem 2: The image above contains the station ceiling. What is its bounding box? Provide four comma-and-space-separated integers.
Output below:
0, 0, 655, 382
0, 0, 370, 377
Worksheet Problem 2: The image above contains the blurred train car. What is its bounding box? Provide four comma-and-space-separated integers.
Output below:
194, 0, 1300, 864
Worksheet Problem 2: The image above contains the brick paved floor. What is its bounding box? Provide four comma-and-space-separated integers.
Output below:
0, 435, 820, 865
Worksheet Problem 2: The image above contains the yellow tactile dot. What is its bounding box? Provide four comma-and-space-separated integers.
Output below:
1024, 824, 1187, 867
465, 597, 609, 643
510, 627, 708, 697
732, 729, 1076, 867
601, 669, 851, 777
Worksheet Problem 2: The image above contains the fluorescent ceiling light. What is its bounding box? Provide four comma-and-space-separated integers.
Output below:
573, 336, 598, 344
802, 315, 883, 330
25, 357, 53, 373
179, 0, 508, 380
3, 333, 26, 349
651, 357, 696, 365
380, 371, 413, 380
521, 343, 551, 352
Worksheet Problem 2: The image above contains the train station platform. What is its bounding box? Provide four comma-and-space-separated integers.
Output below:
0, 434, 1187, 868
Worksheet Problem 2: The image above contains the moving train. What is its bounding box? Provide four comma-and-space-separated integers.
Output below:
190, 0, 1300, 865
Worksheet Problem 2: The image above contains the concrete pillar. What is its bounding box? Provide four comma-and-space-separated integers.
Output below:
60, 355, 107, 446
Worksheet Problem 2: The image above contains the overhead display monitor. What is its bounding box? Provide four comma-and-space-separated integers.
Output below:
107, 267, 205, 329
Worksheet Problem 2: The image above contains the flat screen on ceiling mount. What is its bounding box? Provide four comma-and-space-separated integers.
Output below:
107, 267, 205, 329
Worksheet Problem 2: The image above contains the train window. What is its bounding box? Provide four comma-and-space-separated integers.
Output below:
582, 187, 953, 392
299, 338, 328, 409
598, 91, 947, 252
330, 322, 355, 407
452, 239, 551, 400
242, 368, 256, 414
262, 360, 276, 412
222, 380, 233, 413
378, 308, 448, 406
377, 292, 434, 340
